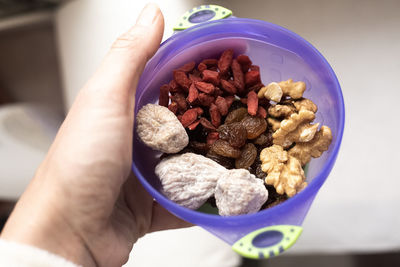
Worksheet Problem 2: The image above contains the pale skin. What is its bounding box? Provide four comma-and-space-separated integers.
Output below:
0, 4, 190, 267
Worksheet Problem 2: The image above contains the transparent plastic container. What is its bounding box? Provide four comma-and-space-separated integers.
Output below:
132, 17, 345, 259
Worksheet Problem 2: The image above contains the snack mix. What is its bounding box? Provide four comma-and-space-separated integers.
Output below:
136, 49, 332, 216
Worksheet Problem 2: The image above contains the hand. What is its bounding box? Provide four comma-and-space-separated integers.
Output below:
0, 4, 190, 267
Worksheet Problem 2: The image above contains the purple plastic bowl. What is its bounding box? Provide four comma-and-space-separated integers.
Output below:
132, 18, 345, 258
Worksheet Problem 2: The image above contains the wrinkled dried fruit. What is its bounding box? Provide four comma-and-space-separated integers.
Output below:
211, 139, 241, 158
202, 70, 220, 85
159, 84, 170, 107
209, 103, 221, 127
188, 120, 200, 130
218, 49, 234, 74
237, 54, 252, 73
180, 108, 198, 127
198, 62, 207, 72
177, 61, 195, 73
225, 96, 235, 110
253, 133, 273, 146
187, 83, 199, 104
235, 143, 257, 169
231, 59, 245, 93
155, 153, 226, 209
195, 81, 215, 94
206, 150, 234, 169
220, 79, 237, 94
215, 96, 229, 116
247, 91, 258, 116
174, 70, 191, 89
189, 73, 202, 82
206, 131, 219, 145
225, 107, 248, 124
189, 141, 209, 154
137, 104, 188, 153
198, 93, 215, 106
218, 122, 247, 148
200, 117, 216, 131
170, 93, 188, 112
245, 70, 261, 87
168, 102, 178, 114
215, 169, 268, 216
241, 115, 267, 139
213, 87, 224, 97
169, 80, 181, 93
257, 106, 267, 118
201, 58, 218, 67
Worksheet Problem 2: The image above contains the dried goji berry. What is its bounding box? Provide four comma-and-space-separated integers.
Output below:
188, 120, 200, 130
237, 54, 252, 73
189, 73, 202, 82
215, 96, 229, 116
181, 109, 198, 127
245, 70, 261, 87
198, 93, 215, 106
232, 59, 245, 93
200, 117, 216, 131
206, 131, 219, 145
257, 106, 267, 118
214, 87, 224, 97
220, 79, 237, 94
177, 61, 195, 73
168, 102, 178, 114
249, 65, 260, 71
247, 82, 264, 93
174, 71, 191, 89
170, 93, 188, 112
218, 49, 234, 74
225, 96, 235, 109
193, 107, 204, 116
247, 91, 258, 116
201, 58, 218, 67
187, 83, 198, 104
202, 70, 219, 85
209, 103, 221, 127
198, 62, 207, 72
195, 81, 215, 94
240, 98, 247, 105
159, 84, 170, 107
169, 80, 181, 93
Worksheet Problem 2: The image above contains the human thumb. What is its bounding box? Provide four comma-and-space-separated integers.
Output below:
86, 3, 164, 101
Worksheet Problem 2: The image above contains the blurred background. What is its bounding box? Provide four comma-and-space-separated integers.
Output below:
0, 0, 399, 266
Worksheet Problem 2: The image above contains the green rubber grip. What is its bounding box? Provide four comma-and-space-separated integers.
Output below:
232, 225, 303, 259
173, 5, 232, 31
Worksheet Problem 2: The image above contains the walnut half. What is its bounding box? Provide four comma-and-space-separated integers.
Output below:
288, 126, 333, 166
260, 145, 307, 197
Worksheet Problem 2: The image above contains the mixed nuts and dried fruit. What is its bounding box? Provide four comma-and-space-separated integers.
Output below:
136, 49, 333, 216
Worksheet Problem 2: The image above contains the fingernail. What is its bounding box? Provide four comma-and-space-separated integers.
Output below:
136, 3, 159, 26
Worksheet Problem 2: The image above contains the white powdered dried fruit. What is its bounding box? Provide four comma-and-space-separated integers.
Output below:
155, 153, 226, 209
215, 169, 268, 216
136, 103, 188, 153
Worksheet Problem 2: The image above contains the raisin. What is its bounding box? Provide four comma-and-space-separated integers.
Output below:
211, 139, 241, 158
261, 185, 288, 209
224, 107, 248, 124
189, 141, 209, 155
255, 163, 267, 179
218, 122, 247, 148
235, 143, 257, 169
206, 151, 235, 169
241, 115, 267, 139
253, 133, 272, 146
